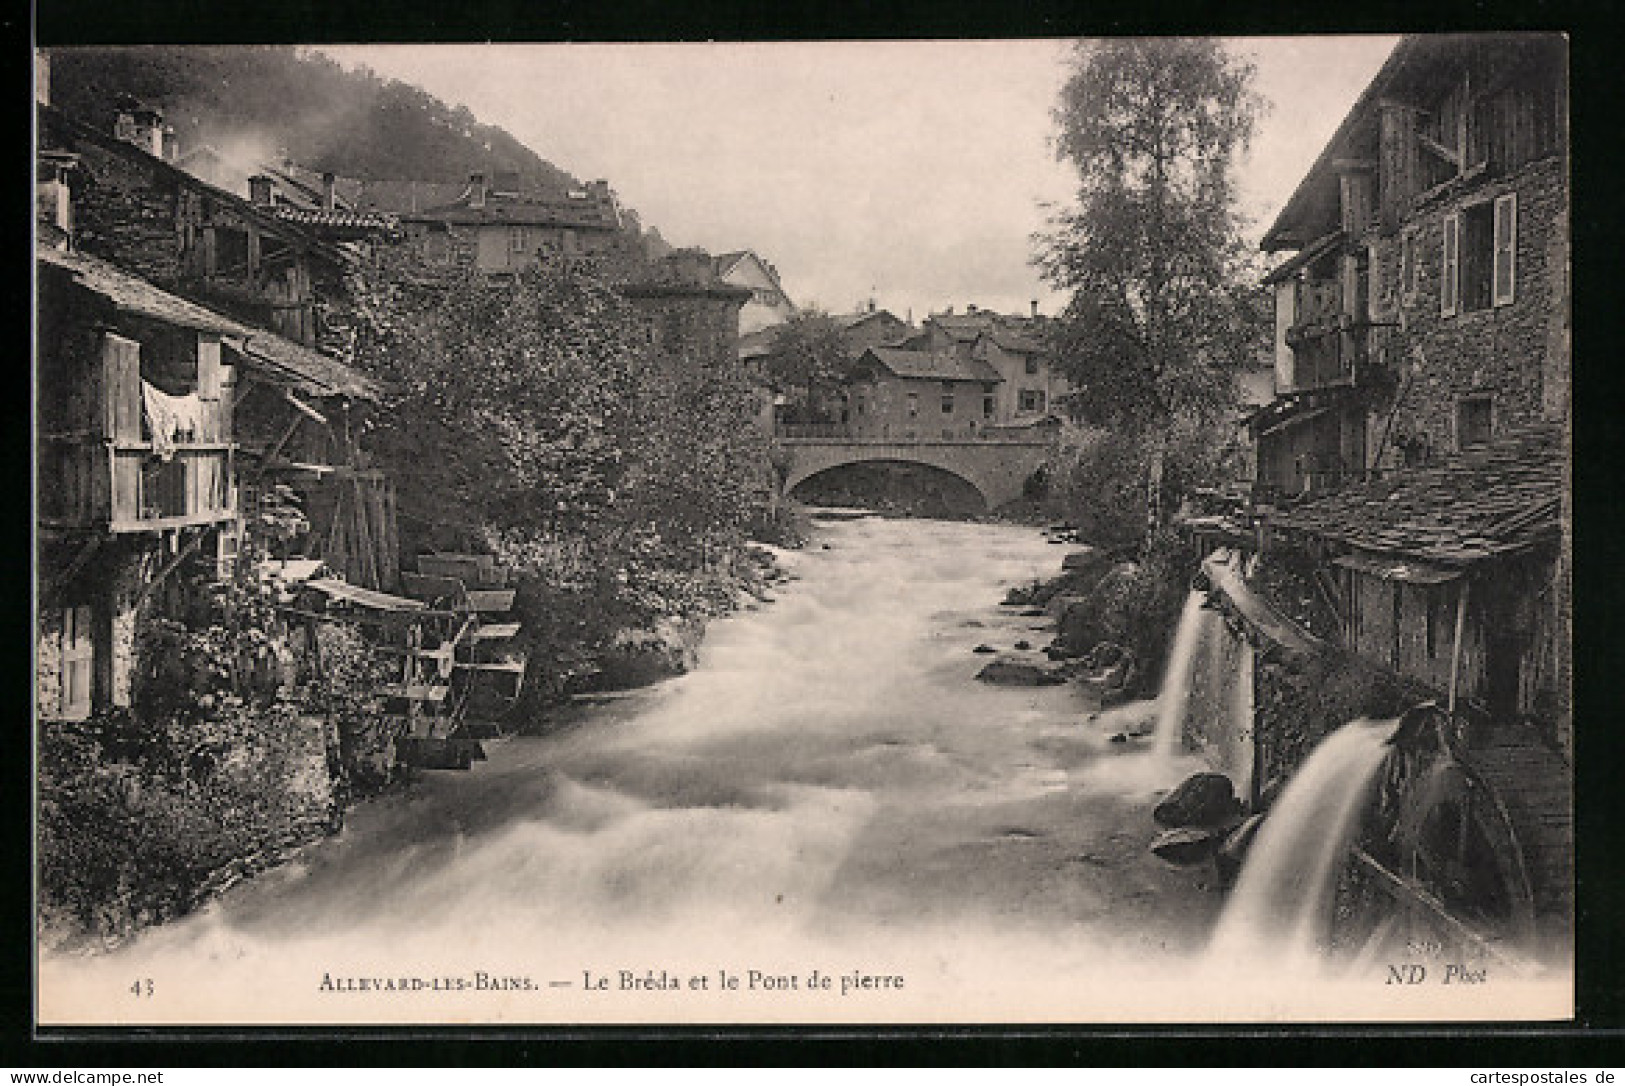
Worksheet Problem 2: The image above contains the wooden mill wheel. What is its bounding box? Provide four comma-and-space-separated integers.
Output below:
1330, 703, 1538, 968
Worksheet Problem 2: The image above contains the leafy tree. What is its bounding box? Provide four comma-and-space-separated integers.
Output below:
1036, 38, 1268, 431
761, 310, 852, 423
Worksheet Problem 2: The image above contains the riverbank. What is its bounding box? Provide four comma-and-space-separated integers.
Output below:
40, 514, 1229, 1025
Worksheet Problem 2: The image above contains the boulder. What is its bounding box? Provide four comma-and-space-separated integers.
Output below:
595, 617, 702, 690
1153, 772, 1242, 829
1150, 826, 1228, 866
1014, 639, 1032, 651
975, 656, 1069, 686
972, 644, 997, 655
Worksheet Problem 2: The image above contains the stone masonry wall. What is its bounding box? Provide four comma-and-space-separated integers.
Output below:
1363, 156, 1568, 466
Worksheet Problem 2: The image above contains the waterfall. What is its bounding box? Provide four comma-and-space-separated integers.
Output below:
1207, 717, 1400, 965
1152, 589, 1218, 758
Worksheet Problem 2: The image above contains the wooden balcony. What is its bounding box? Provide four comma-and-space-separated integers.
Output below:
39, 436, 235, 533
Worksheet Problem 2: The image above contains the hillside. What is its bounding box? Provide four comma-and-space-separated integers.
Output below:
47, 46, 582, 192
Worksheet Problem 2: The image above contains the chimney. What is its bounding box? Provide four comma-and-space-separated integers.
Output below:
322, 171, 336, 211
112, 96, 165, 158
248, 175, 274, 208
34, 49, 49, 107
468, 172, 487, 210
867, 298, 876, 314
37, 152, 75, 243
1030, 299, 1039, 318
966, 303, 978, 314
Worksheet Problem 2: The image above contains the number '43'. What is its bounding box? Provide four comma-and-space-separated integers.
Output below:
130, 978, 154, 997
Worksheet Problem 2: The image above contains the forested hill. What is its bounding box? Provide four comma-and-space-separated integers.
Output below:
48, 46, 582, 190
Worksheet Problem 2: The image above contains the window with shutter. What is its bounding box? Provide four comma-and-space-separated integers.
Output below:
1441, 213, 1460, 316
1493, 193, 1517, 306
60, 605, 93, 719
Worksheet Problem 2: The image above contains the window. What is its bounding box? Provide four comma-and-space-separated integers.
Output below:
941, 394, 955, 415
906, 393, 919, 418
1445, 194, 1516, 315
508, 225, 527, 253
1024, 356, 1039, 375
1019, 389, 1046, 413
983, 395, 996, 418
1400, 229, 1419, 299
60, 605, 93, 719
1456, 395, 1493, 449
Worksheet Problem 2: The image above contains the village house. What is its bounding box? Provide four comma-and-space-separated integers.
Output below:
36, 74, 405, 725
622, 248, 754, 369
38, 101, 353, 353
1203, 34, 1572, 930
844, 345, 1005, 441
713, 250, 796, 334
919, 305, 1073, 426
401, 170, 626, 275
1251, 33, 1567, 498
1247, 32, 1569, 742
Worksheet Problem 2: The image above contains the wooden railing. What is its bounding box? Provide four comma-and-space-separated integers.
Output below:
39, 435, 235, 532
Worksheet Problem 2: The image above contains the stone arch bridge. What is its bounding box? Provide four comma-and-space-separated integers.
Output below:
776, 432, 1052, 512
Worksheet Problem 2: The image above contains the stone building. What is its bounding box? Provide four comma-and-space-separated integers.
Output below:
1174, 36, 1573, 942
401, 171, 626, 276
1253, 33, 1567, 497
38, 102, 350, 351
621, 248, 753, 370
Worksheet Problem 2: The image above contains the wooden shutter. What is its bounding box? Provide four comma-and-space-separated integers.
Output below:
100, 333, 142, 443
1493, 193, 1517, 306
61, 605, 93, 719
1441, 213, 1461, 317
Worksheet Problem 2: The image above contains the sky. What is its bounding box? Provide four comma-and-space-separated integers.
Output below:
320, 37, 1399, 322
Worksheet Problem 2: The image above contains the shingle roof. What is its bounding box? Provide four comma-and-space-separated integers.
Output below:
39, 243, 381, 402
1268, 423, 1564, 567
861, 347, 1003, 384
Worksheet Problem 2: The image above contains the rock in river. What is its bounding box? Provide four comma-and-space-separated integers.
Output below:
1152, 772, 1242, 829
975, 655, 1070, 686
1150, 826, 1228, 866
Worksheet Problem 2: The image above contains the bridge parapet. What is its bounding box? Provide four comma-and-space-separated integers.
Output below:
777, 429, 1052, 511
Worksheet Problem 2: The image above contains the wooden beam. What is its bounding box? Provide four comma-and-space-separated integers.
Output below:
1351, 847, 1527, 969
1448, 578, 1471, 714
1417, 131, 1462, 167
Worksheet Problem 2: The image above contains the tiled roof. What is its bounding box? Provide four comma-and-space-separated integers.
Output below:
411, 189, 619, 229
829, 310, 903, 331
270, 205, 400, 234
1268, 423, 1564, 567
861, 347, 1003, 384
39, 243, 381, 402
986, 328, 1043, 354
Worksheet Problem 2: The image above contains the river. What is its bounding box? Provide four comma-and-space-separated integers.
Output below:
38, 514, 1554, 1024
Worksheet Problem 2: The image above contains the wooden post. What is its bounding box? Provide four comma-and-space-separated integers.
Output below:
1447, 577, 1471, 715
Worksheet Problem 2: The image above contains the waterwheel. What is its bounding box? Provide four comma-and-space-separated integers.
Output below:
1330, 703, 1546, 970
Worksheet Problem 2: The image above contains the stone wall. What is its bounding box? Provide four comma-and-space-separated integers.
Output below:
1364, 156, 1568, 465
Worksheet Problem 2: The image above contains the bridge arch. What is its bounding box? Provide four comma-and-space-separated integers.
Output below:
788, 458, 990, 513
776, 437, 1051, 513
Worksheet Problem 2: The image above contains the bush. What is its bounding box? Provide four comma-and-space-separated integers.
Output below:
38, 702, 336, 949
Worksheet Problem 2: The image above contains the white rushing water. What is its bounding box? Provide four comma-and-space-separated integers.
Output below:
38, 519, 1570, 1025
1152, 590, 1218, 759
1207, 717, 1400, 967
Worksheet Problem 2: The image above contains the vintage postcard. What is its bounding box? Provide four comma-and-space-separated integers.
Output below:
33, 36, 1573, 1027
